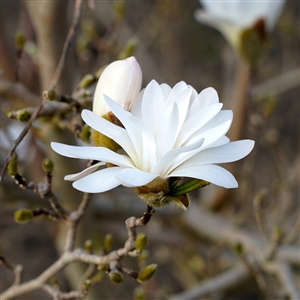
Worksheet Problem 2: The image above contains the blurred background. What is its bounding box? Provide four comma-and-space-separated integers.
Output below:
1, 1, 299, 299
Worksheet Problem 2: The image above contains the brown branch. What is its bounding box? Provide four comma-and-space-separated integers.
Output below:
0, 0, 85, 186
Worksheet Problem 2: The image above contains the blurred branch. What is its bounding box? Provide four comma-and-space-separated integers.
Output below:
169, 264, 248, 300
251, 67, 300, 98
0, 207, 154, 300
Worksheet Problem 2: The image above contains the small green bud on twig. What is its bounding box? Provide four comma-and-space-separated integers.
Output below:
104, 233, 113, 251
108, 271, 123, 284
43, 90, 57, 101
17, 110, 31, 122
98, 264, 110, 272
14, 209, 34, 223
138, 250, 149, 263
84, 240, 93, 253
233, 242, 244, 256
136, 233, 147, 251
133, 286, 146, 300
113, 0, 125, 22
42, 158, 54, 173
80, 74, 96, 89
137, 264, 157, 282
8, 153, 19, 176
15, 31, 26, 50
118, 37, 138, 60
83, 279, 91, 290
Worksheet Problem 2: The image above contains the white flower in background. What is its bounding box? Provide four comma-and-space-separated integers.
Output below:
195, 0, 285, 56
93, 56, 142, 117
51, 80, 254, 208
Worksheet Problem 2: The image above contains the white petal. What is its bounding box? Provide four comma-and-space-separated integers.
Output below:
176, 103, 223, 147
72, 167, 123, 193
166, 81, 189, 105
180, 140, 255, 167
188, 87, 219, 117
65, 162, 104, 181
170, 164, 238, 188
116, 168, 158, 187
81, 109, 138, 163
155, 102, 179, 158
51, 142, 135, 167
142, 80, 166, 131
152, 138, 204, 177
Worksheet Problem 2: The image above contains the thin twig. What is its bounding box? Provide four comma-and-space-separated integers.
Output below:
0, 0, 85, 186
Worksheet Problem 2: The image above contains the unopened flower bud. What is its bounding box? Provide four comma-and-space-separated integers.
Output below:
44, 90, 57, 101
42, 158, 54, 173
16, 31, 26, 50
8, 153, 18, 176
137, 264, 157, 283
104, 233, 113, 251
93, 56, 142, 117
17, 110, 31, 122
136, 233, 147, 251
118, 37, 139, 60
80, 74, 96, 89
14, 209, 34, 223
108, 271, 123, 284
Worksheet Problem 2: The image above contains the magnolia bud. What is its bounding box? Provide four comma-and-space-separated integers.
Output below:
92, 56, 142, 117
137, 264, 157, 283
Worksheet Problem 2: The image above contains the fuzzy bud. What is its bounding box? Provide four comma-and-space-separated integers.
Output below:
137, 264, 157, 283
44, 90, 57, 101
108, 271, 123, 284
17, 110, 31, 122
136, 233, 147, 251
42, 158, 54, 173
80, 74, 96, 89
8, 153, 18, 176
14, 209, 34, 223
104, 233, 113, 251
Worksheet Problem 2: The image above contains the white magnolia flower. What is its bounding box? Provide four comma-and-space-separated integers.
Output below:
195, 0, 285, 51
93, 56, 142, 117
51, 80, 254, 208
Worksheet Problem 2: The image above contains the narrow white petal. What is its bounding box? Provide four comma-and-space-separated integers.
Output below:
65, 162, 104, 181
81, 109, 137, 163
72, 167, 123, 193
188, 87, 219, 117
142, 80, 166, 130
166, 81, 189, 105
176, 103, 223, 147
152, 138, 204, 177
116, 168, 158, 187
170, 164, 238, 188
179, 140, 255, 167
51, 142, 135, 167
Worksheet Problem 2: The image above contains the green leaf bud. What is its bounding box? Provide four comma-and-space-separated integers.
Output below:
97, 264, 110, 272
14, 209, 34, 223
43, 90, 57, 101
8, 153, 18, 176
233, 242, 244, 256
80, 74, 95, 89
118, 38, 138, 60
136, 233, 147, 251
104, 233, 113, 251
15, 31, 26, 50
138, 250, 149, 263
84, 239, 93, 253
170, 179, 210, 196
133, 286, 146, 300
113, 0, 126, 22
108, 271, 123, 284
137, 264, 157, 283
42, 158, 54, 173
17, 110, 31, 122
83, 279, 91, 290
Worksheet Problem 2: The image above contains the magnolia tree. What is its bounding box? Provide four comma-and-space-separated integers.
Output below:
1, 1, 299, 299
